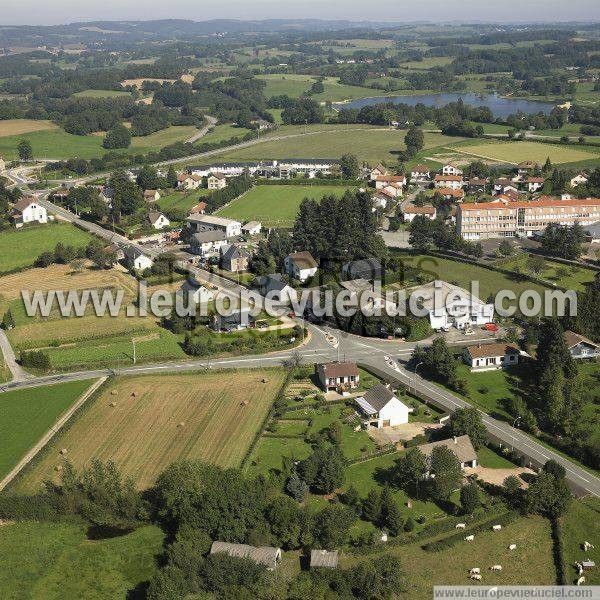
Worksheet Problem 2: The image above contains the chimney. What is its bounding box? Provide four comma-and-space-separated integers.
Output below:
453, 436, 457, 444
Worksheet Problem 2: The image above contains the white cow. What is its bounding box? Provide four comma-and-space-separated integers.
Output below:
470, 573, 482, 581
492, 525, 502, 531
490, 565, 502, 572
508, 544, 517, 550
577, 576, 586, 586
455, 523, 466, 529
469, 568, 481, 575
465, 535, 474, 542
583, 541, 595, 551
576, 562, 584, 576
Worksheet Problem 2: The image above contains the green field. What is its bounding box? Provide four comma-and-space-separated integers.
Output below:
0, 379, 93, 481
210, 129, 453, 164
156, 188, 212, 213
562, 498, 600, 585
448, 139, 599, 165
72, 89, 132, 98
196, 123, 252, 145
0, 521, 163, 599
0, 223, 94, 274
217, 184, 356, 227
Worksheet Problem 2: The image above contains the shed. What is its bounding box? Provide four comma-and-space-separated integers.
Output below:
210, 541, 282, 570
310, 549, 339, 569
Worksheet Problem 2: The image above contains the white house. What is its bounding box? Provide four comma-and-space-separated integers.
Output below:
410, 164, 431, 183
12, 197, 48, 228
564, 330, 600, 360
242, 221, 262, 236
370, 164, 390, 181
284, 251, 318, 282
147, 212, 170, 230
463, 342, 521, 372
374, 175, 406, 191
434, 175, 463, 190
143, 189, 161, 202
189, 230, 228, 256
123, 247, 154, 271
177, 174, 202, 190
570, 173, 588, 188
186, 214, 242, 238
409, 280, 494, 331
402, 205, 436, 223
525, 177, 544, 193
355, 383, 410, 429
254, 274, 298, 304
207, 172, 227, 190
178, 280, 215, 304
442, 164, 463, 176
315, 361, 360, 392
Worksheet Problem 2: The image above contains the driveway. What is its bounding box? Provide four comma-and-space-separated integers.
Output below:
368, 422, 443, 446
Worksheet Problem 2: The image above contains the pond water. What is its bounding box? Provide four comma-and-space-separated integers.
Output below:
333, 92, 555, 118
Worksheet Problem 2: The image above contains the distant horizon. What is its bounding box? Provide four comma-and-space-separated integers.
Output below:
2, 0, 600, 28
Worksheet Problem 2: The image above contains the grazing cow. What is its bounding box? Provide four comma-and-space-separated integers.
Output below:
577, 576, 586, 586
470, 573, 482, 581
583, 541, 595, 551
576, 562, 583, 576
465, 535, 474, 542
456, 523, 466, 529
490, 565, 502, 572
492, 525, 502, 531
469, 568, 481, 575
508, 544, 517, 550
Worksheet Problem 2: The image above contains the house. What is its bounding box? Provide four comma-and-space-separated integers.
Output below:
409, 280, 494, 330
143, 189, 160, 202
417, 435, 477, 472
99, 186, 115, 205
315, 361, 360, 392
220, 244, 250, 272
254, 274, 298, 304
402, 205, 436, 223
11, 197, 48, 228
355, 383, 410, 429
177, 173, 202, 190
570, 173, 588, 188
372, 189, 395, 209
493, 178, 518, 195
188, 201, 207, 215
284, 251, 318, 282
123, 247, 154, 271
434, 187, 464, 201
207, 172, 227, 190
374, 175, 406, 191
517, 161, 537, 176
525, 177, 545, 193
105, 242, 124, 261
310, 550, 339, 569
242, 221, 262, 236
178, 280, 215, 304
467, 178, 488, 193
442, 164, 463, 176
210, 542, 281, 571
186, 214, 242, 238
370, 164, 390, 181
410, 164, 431, 183
564, 330, 600, 359
52, 188, 70, 202
147, 212, 170, 230
214, 307, 254, 332
340, 279, 396, 313
189, 230, 228, 256
434, 175, 463, 190
342, 259, 383, 281
463, 343, 521, 372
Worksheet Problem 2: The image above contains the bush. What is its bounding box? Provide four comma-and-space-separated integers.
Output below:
20, 350, 51, 371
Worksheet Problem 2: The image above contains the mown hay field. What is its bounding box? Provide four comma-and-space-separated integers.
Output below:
0, 118, 58, 137
12, 369, 287, 491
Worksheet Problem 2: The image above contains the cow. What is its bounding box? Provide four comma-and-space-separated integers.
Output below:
577, 576, 586, 586
470, 573, 482, 581
490, 565, 502, 572
464, 535, 474, 542
583, 541, 595, 551
469, 568, 481, 575
492, 525, 502, 531
576, 562, 584, 576
508, 544, 517, 550
455, 523, 466, 529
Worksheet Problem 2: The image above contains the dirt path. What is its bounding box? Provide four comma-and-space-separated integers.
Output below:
185, 115, 218, 143
0, 377, 106, 491
0, 329, 31, 383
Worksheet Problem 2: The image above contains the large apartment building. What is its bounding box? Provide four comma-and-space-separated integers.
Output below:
456, 198, 600, 240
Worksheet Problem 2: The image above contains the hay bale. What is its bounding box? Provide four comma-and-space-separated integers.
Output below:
131, 391, 137, 397
59, 448, 68, 455
110, 390, 117, 396
177, 422, 185, 428
109, 401, 117, 407
261, 378, 267, 383
55, 465, 63, 472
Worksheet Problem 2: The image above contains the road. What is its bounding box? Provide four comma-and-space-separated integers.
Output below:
185, 115, 218, 144
0, 329, 32, 382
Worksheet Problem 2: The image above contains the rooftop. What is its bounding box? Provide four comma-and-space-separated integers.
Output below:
417, 435, 477, 464
465, 342, 520, 360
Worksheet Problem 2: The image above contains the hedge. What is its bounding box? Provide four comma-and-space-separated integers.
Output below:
551, 517, 568, 585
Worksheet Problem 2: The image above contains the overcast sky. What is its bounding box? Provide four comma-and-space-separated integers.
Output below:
3, 0, 600, 27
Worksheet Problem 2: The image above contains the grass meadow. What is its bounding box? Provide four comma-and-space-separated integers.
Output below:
12, 369, 287, 491
0, 379, 93, 481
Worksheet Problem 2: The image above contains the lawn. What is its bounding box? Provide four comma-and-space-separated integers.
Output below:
156, 188, 212, 213
12, 369, 287, 491
340, 516, 556, 597
562, 498, 600, 585
496, 254, 596, 291
217, 184, 356, 227
0, 223, 94, 274
196, 123, 253, 145
448, 139, 599, 165
210, 129, 455, 166
0, 379, 93, 481
0, 521, 163, 599
477, 445, 520, 469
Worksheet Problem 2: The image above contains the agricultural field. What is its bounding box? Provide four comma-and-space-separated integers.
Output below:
0, 379, 93, 481
210, 129, 454, 165
0, 118, 57, 137
12, 369, 287, 491
217, 184, 356, 227
562, 498, 600, 585
339, 516, 556, 597
0, 521, 163, 599
448, 139, 599, 165
71, 89, 132, 98
129, 125, 198, 149
196, 123, 252, 145
0, 223, 94, 274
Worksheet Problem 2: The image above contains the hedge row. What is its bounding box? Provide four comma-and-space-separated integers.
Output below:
346, 446, 397, 466
551, 517, 568, 585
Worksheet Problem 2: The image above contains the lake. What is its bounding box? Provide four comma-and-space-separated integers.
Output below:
333, 92, 555, 118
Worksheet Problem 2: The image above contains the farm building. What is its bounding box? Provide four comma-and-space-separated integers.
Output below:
242, 221, 262, 235
187, 214, 242, 238
315, 361, 360, 392
355, 383, 410, 429
210, 542, 281, 571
